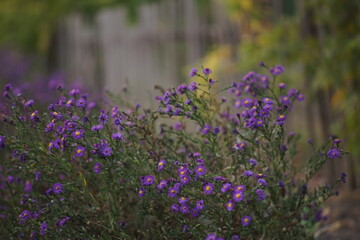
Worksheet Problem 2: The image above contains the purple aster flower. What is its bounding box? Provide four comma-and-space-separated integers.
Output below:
214, 176, 226, 181
276, 115, 287, 125
208, 78, 215, 85
75, 146, 85, 157
195, 165, 207, 176
45, 121, 55, 133
35, 171, 41, 181
177, 84, 188, 95
91, 124, 104, 131
101, 146, 112, 157
111, 132, 123, 141
178, 196, 188, 204
243, 98, 253, 108
234, 185, 246, 192
56, 216, 70, 227
262, 97, 273, 105
221, 183, 233, 193
69, 88, 80, 96
202, 124, 211, 135
203, 68, 212, 76
278, 181, 285, 188
241, 216, 252, 226
138, 188, 145, 197
157, 180, 168, 189
19, 210, 31, 222
93, 162, 101, 174
233, 191, 244, 202
66, 98, 75, 107
213, 127, 220, 134
231, 235, 240, 240
53, 183, 63, 194
278, 82, 286, 89
204, 183, 214, 194
39, 221, 48, 235
234, 99, 242, 108
256, 189, 266, 200
327, 148, 341, 159
249, 158, 257, 166
258, 179, 268, 187
98, 111, 109, 124
191, 207, 201, 218
189, 82, 198, 91
288, 88, 297, 97
281, 96, 291, 105
233, 142, 247, 151
243, 170, 253, 177
296, 93, 305, 101
196, 200, 205, 210
189, 68, 197, 77
340, 173, 347, 183
180, 175, 191, 185
168, 187, 179, 198
270, 65, 284, 76
76, 98, 87, 108
72, 129, 84, 140
157, 159, 166, 171
24, 180, 32, 193
170, 203, 179, 212
30, 110, 40, 122
205, 234, 217, 240
141, 175, 155, 186
0, 136, 5, 149
226, 200, 235, 211
24, 99, 34, 108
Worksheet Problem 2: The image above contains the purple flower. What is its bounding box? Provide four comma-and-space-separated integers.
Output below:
226, 200, 235, 211
91, 124, 104, 131
258, 179, 268, 187
276, 115, 286, 125
170, 203, 179, 212
189, 68, 197, 77
221, 183, 232, 193
281, 96, 291, 105
75, 146, 85, 157
233, 142, 247, 151
0, 136, 5, 149
138, 188, 145, 197
278, 82, 286, 89
111, 132, 123, 141
270, 65, 284, 76
234, 185, 246, 192
40, 221, 48, 236
72, 129, 84, 140
19, 210, 31, 222
178, 196, 188, 204
202, 124, 211, 135
243, 170, 253, 177
234, 100, 242, 108
35, 171, 41, 181
142, 175, 155, 186
256, 189, 266, 200
243, 98, 253, 108
189, 82, 198, 91
195, 165, 207, 176
94, 162, 101, 173
53, 183, 63, 194
168, 187, 179, 198
157, 159, 166, 171
196, 200, 205, 210
157, 180, 168, 189
191, 207, 201, 218
69, 88, 80, 96
180, 175, 191, 185
231, 235, 240, 240
177, 84, 188, 95
296, 93, 305, 101
24, 99, 34, 108
56, 216, 70, 227
66, 98, 75, 107
233, 191, 244, 202
204, 183, 214, 194
76, 98, 87, 108
241, 216, 252, 226
327, 148, 341, 159
24, 180, 32, 193
213, 127, 220, 134
205, 234, 217, 240
203, 68, 212, 76
340, 173, 347, 183
98, 112, 109, 124
249, 158, 257, 166
101, 146, 112, 157
288, 88, 297, 97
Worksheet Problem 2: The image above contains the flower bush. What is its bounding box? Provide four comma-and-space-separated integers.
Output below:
0, 64, 346, 239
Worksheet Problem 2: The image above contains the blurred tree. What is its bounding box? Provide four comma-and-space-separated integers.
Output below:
209, 0, 360, 188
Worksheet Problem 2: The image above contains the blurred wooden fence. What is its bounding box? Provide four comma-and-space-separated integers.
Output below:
57, 0, 239, 104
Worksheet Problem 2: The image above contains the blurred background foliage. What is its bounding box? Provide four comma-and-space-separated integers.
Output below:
0, 0, 359, 188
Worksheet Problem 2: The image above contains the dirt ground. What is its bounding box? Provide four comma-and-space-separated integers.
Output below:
315, 190, 360, 240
